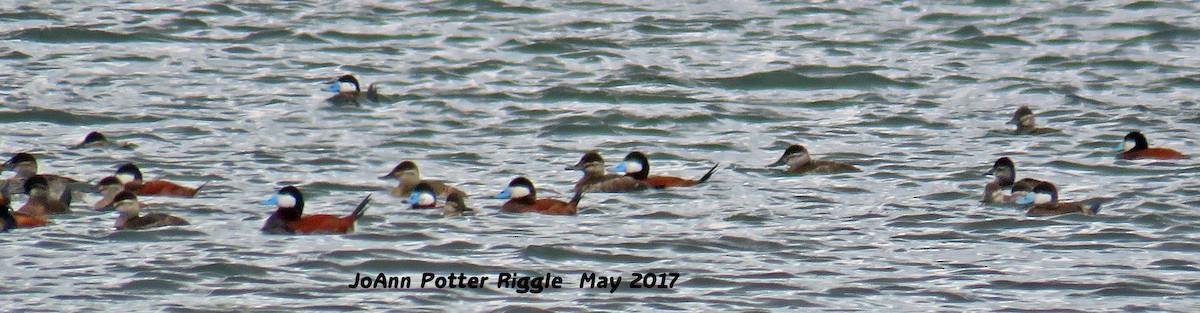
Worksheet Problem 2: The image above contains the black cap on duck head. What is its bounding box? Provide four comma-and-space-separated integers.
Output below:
496, 176, 536, 200
1123, 131, 1149, 152
23, 175, 49, 194
986, 157, 1015, 174
381, 161, 418, 179
567, 151, 604, 170
116, 163, 144, 183
82, 131, 108, 145
984, 157, 1017, 184
1031, 181, 1058, 202
618, 151, 651, 180
3, 153, 36, 171
336, 74, 361, 92
113, 190, 138, 204
98, 176, 121, 187
769, 144, 808, 167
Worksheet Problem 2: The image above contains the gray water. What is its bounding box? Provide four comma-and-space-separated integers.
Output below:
2, 1, 1199, 311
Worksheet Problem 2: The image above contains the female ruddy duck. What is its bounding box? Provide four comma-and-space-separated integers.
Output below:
409, 182, 474, 217
1007, 106, 1056, 135
325, 74, 381, 105
261, 186, 372, 234
19, 175, 72, 216
72, 131, 136, 149
566, 151, 650, 193
1, 153, 88, 198
116, 163, 206, 197
93, 176, 124, 210
111, 191, 189, 230
381, 161, 467, 200
1, 193, 48, 231
982, 157, 1044, 204
1016, 182, 1100, 217
612, 151, 719, 189
768, 144, 859, 175
495, 177, 582, 215
1114, 131, 1187, 160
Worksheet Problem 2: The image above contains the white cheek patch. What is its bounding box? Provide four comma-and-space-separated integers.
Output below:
116, 173, 136, 184
1122, 140, 1135, 152
338, 82, 357, 93
276, 194, 297, 208
508, 186, 531, 198
1033, 192, 1053, 204
418, 193, 435, 206
115, 201, 139, 214
623, 162, 642, 174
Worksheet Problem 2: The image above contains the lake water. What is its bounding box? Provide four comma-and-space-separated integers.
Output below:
2, 1, 1198, 311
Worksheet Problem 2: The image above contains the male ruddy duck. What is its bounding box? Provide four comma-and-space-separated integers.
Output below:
495, 177, 582, 215
1, 193, 48, 231
1008, 106, 1056, 135
768, 144, 860, 175
1016, 182, 1100, 217
982, 157, 1045, 204
409, 182, 474, 217
1, 153, 88, 199
325, 74, 381, 105
112, 191, 189, 230
1114, 131, 1187, 160
381, 161, 468, 200
93, 176, 124, 210
116, 163, 206, 197
18, 175, 72, 216
566, 151, 650, 193
261, 186, 372, 234
72, 131, 136, 149
612, 152, 719, 189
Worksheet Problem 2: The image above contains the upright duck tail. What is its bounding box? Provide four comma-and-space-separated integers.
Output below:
190, 181, 211, 197
348, 194, 373, 221
696, 163, 720, 184
566, 191, 585, 214
1086, 203, 1101, 216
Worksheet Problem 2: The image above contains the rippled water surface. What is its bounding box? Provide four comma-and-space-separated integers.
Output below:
2, 0, 1199, 311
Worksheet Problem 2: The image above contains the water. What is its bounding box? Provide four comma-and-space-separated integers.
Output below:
2, 0, 1199, 311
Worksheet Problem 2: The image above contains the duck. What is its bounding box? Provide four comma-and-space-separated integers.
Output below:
566, 151, 650, 193
324, 74, 381, 105
18, 175, 72, 216
71, 131, 136, 149
1007, 106, 1056, 135
612, 151, 719, 189
380, 161, 467, 200
982, 157, 1045, 204
93, 176, 124, 210
261, 186, 372, 234
408, 182, 474, 217
767, 144, 860, 175
1114, 131, 1187, 160
1, 193, 48, 231
115, 163, 206, 197
112, 191, 189, 230
0, 153, 89, 199
495, 177, 582, 215
1016, 182, 1101, 217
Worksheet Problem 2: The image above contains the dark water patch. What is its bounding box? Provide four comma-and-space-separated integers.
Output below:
0, 109, 159, 125
893, 231, 978, 242
181, 4, 245, 17
0, 8, 60, 21
504, 37, 626, 54
6, 27, 171, 43
1, 50, 32, 60
704, 70, 919, 90
189, 262, 272, 277
969, 35, 1035, 46
1028, 55, 1070, 65
520, 85, 699, 104
823, 286, 882, 297
1149, 241, 1200, 252
804, 39, 881, 49
917, 12, 1003, 23
948, 26, 983, 38
779, 6, 862, 16
522, 245, 659, 263
1148, 259, 1199, 271
1122, 1, 1190, 10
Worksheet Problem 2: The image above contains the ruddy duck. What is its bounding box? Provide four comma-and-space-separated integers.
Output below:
325, 74, 381, 105
1, 153, 89, 199
380, 161, 467, 200
112, 191, 189, 230
115, 163, 206, 197
1016, 182, 1100, 217
768, 144, 860, 174
1114, 131, 1187, 160
18, 175, 72, 216
72, 131, 136, 149
93, 176, 124, 210
409, 182, 474, 217
1008, 106, 1056, 135
566, 151, 650, 193
612, 152, 719, 189
982, 157, 1044, 204
1, 193, 48, 231
261, 186, 372, 234
495, 177, 582, 215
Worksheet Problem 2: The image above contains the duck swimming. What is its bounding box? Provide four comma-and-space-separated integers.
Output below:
1007, 106, 1056, 135
261, 186, 372, 234
380, 161, 468, 201
495, 177, 582, 215
1016, 182, 1100, 217
1114, 131, 1187, 160
93, 176, 124, 210
112, 191, 189, 230
324, 74, 381, 105
767, 144, 859, 175
18, 175, 72, 216
116, 163, 206, 197
409, 182, 474, 217
1, 193, 48, 231
1, 153, 89, 199
982, 157, 1045, 204
612, 152, 719, 189
566, 151, 650, 193
72, 131, 136, 149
